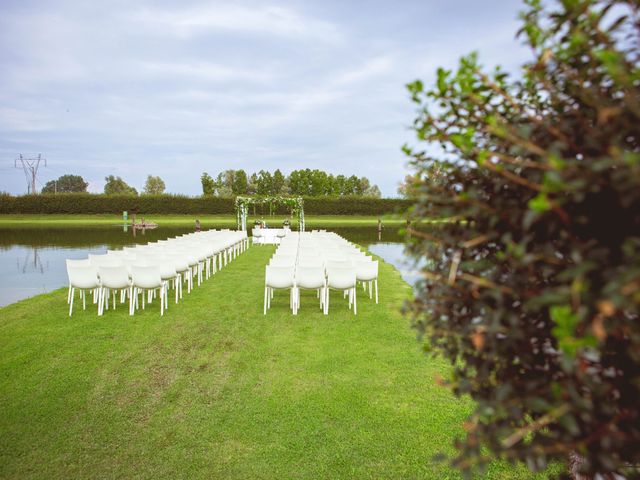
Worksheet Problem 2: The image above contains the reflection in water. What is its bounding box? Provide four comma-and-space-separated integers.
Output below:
17, 247, 48, 274
367, 243, 427, 289
0, 225, 413, 307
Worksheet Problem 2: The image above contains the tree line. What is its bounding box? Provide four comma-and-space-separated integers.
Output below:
201, 169, 381, 197
41, 174, 166, 195
38, 169, 381, 198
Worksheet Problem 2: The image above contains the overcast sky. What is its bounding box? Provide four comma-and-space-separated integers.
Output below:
0, 0, 529, 196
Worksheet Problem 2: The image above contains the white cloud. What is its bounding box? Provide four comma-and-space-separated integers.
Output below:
139, 61, 276, 83
134, 4, 343, 43
0, 0, 530, 197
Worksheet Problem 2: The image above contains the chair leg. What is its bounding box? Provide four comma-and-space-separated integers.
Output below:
69, 288, 75, 316
292, 288, 298, 315
369, 281, 373, 299
82, 290, 86, 310
129, 287, 135, 315
375, 280, 378, 304
165, 283, 169, 309
160, 286, 164, 316
353, 287, 357, 315
67, 285, 72, 304
324, 289, 329, 315
264, 286, 268, 315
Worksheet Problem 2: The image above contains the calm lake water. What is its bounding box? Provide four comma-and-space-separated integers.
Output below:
0, 226, 419, 307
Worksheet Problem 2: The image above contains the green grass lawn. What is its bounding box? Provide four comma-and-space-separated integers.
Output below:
0, 214, 408, 228
0, 246, 547, 479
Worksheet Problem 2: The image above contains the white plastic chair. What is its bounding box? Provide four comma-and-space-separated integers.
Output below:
325, 266, 357, 315
355, 260, 379, 304
130, 265, 166, 316
264, 266, 296, 315
297, 258, 323, 269
98, 265, 131, 315
253, 228, 263, 246
65, 258, 91, 304
294, 266, 326, 313
269, 255, 297, 268
66, 263, 100, 316
164, 255, 187, 302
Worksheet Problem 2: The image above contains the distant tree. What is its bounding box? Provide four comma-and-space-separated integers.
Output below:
142, 175, 166, 195
364, 184, 381, 198
309, 169, 330, 196
255, 170, 274, 195
201, 172, 216, 196
288, 169, 311, 196
232, 169, 248, 195
42, 174, 88, 193
332, 174, 347, 196
356, 177, 371, 196
215, 170, 234, 196
247, 173, 259, 195
239, 168, 380, 197
272, 169, 286, 195
104, 175, 137, 195
344, 175, 360, 196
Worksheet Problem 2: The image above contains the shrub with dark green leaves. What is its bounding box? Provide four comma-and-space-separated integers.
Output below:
404, 0, 639, 478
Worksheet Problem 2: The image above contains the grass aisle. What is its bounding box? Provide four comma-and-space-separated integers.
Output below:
0, 246, 540, 479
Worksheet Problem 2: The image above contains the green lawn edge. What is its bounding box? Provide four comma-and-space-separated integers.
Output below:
0, 245, 553, 479
0, 214, 410, 228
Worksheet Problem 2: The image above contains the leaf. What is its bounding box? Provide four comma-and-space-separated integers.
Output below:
528, 193, 551, 213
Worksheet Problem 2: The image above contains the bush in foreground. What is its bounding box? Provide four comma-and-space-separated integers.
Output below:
405, 0, 640, 478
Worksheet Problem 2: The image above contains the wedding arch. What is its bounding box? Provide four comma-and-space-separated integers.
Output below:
235, 196, 305, 232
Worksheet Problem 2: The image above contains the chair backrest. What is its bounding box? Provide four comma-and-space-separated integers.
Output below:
295, 266, 325, 289
131, 265, 162, 289
67, 264, 100, 289
355, 260, 378, 281
270, 254, 296, 266
324, 254, 348, 263
265, 266, 294, 289
326, 266, 356, 290
297, 258, 323, 269
98, 265, 130, 289
89, 255, 123, 267
66, 258, 91, 271
326, 259, 352, 271
166, 254, 189, 272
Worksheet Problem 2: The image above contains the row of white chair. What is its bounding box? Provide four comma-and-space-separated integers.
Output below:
264, 231, 379, 315
66, 229, 248, 317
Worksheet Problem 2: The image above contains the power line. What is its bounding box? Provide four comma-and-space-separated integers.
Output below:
14, 154, 46, 194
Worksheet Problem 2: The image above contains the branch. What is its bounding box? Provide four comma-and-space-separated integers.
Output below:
501, 403, 570, 448
482, 160, 543, 191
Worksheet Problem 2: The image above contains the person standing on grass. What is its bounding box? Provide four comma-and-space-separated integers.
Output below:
195, 219, 201, 232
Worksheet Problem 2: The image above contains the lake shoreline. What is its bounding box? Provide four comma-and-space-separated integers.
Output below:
0, 214, 409, 228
